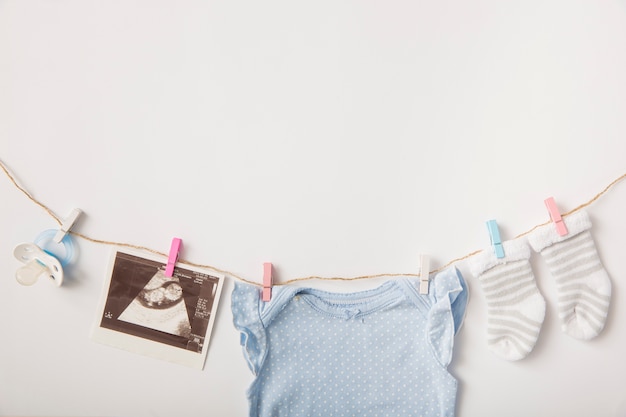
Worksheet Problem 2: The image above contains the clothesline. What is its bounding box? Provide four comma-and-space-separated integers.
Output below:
2, 158, 625, 286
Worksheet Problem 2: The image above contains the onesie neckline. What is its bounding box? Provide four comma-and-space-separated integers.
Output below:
295, 280, 407, 319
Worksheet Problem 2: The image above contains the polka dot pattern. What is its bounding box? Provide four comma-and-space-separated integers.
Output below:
231, 267, 468, 417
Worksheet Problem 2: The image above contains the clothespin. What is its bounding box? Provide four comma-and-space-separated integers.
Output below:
262, 262, 273, 302
165, 238, 182, 277
53, 208, 82, 243
544, 197, 568, 236
486, 220, 505, 259
419, 254, 430, 295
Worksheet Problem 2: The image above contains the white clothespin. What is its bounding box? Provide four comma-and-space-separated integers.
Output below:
54, 208, 82, 243
419, 254, 430, 295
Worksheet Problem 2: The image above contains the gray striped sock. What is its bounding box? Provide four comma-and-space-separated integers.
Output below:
470, 240, 546, 361
539, 230, 611, 340
528, 210, 611, 340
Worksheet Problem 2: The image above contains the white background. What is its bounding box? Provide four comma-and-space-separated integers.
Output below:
1, 1, 626, 416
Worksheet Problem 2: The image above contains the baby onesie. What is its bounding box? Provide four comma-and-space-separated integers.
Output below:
231, 266, 468, 417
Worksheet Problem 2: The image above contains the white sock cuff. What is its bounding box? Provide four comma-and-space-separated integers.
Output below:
468, 238, 531, 277
527, 210, 592, 253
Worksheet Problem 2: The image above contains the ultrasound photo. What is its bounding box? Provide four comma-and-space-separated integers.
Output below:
92, 249, 224, 369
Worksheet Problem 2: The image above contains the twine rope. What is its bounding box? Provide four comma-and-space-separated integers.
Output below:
2, 159, 624, 287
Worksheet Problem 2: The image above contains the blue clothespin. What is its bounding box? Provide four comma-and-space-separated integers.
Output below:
486, 220, 505, 259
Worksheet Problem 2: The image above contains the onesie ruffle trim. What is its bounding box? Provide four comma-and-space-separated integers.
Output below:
231, 283, 267, 376
426, 267, 468, 367
397, 267, 468, 367
527, 210, 592, 252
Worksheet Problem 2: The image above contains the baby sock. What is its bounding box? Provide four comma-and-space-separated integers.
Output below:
528, 210, 611, 340
469, 239, 546, 361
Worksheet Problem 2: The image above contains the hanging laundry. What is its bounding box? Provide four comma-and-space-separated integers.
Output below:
528, 210, 612, 340
231, 267, 468, 417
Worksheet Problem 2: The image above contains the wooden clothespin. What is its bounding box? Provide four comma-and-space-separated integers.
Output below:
53, 208, 82, 243
419, 254, 430, 295
544, 197, 568, 236
486, 220, 505, 259
165, 238, 182, 277
262, 262, 273, 302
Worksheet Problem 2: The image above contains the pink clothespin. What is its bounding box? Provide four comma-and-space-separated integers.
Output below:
165, 238, 182, 277
262, 262, 273, 302
544, 197, 568, 236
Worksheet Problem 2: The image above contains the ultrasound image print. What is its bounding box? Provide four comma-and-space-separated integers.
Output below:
118, 270, 192, 338
99, 251, 221, 353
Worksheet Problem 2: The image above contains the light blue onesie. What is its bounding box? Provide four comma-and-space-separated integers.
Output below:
231, 266, 468, 417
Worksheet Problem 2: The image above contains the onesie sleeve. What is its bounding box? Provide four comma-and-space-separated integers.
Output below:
231, 282, 267, 376
427, 267, 468, 367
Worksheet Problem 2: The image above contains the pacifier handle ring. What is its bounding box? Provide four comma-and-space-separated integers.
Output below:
34, 229, 75, 267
